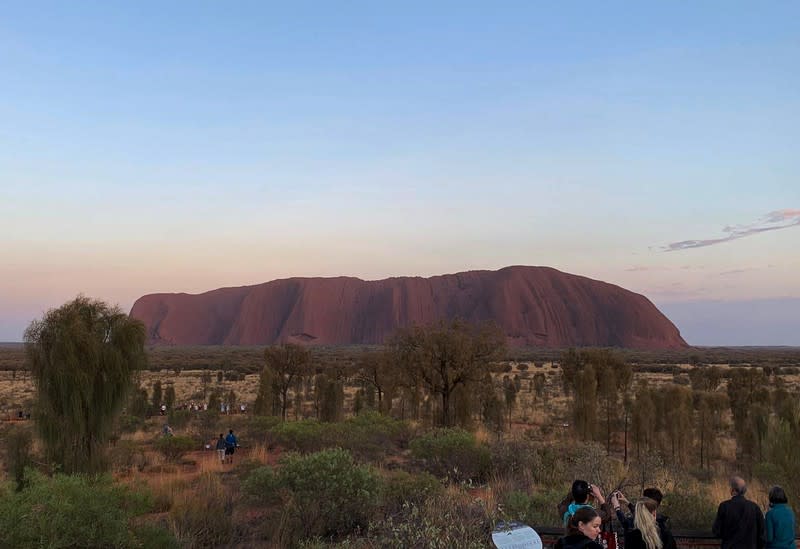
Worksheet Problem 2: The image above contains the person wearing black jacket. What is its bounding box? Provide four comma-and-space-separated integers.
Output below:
611, 488, 672, 534
555, 507, 605, 549
712, 476, 765, 549
623, 498, 677, 549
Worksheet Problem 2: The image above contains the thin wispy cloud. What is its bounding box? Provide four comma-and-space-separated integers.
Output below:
719, 268, 752, 276
661, 209, 800, 252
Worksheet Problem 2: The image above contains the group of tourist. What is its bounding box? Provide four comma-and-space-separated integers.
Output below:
555, 477, 796, 549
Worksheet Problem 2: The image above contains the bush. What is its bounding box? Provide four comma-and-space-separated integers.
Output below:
169, 473, 233, 547
132, 524, 180, 548
277, 448, 381, 540
155, 436, 197, 462
270, 419, 333, 453
3, 425, 33, 491
110, 439, 150, 473
242, 465, 281, 506
410, 429, 491, 483
244, 415, 282, 447
503, 490, 535, 524
382, 470, 442, 514
167, 409, 193, 429
335, 412, 411, 461
117, 413, 146, 434
527, 487, 566, 527
369, 492, 491, 548
0, 470, 162, 548
660, 491, 717, 531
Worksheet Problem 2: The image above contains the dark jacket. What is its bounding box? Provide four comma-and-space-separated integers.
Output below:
215, 437, 226, 450
554, 534, 604, 549
765, 503, 797, 549
712, 495, 765, 549
615, 504, 672, 533
624, 528, 677, 549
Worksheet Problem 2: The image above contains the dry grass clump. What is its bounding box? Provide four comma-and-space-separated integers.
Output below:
169, 472, 234, 547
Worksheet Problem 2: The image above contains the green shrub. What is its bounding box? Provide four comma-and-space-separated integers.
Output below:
155, 436, 197, 462
166, 409, 193, 429
369, 492, 491, 548
3, 425, 33, 491
490, 439, 568, 488
118, 413, 146, 434
334, 412, 411, 461
242, 465, 281, 505
0, 470, 157, 548
502, 490, 535, 524
410, 429, 491, 482
244, 415, 282, 446
382, 470, 442, 514
270, 419, 333, 453
131, 524, 180, 548
277, 448, 381, 540
527, 487, 566, 527
660, 491, 717, 531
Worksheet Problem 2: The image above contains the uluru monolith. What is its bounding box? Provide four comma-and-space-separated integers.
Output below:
129, 266, 687, 349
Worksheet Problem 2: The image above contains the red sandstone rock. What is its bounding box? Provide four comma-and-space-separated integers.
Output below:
129, 266, 687, 349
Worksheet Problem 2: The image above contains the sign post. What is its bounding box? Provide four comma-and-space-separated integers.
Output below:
492, 521, 543, 549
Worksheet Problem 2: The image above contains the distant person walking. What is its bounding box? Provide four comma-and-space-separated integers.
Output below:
224, 429, 238, 463
712, 476, 765, 549
765, 486, 796, 549
215, 433, 227, 464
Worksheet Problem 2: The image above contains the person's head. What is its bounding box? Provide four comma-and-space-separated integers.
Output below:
572, 480, 591, 504
633, 498, 663, 549
567, 507, 601, 539
229, 429, 234, 435
219, 433, 224, 438
729, 476, 747, 497
769, 486, 788, 506
642, 487, 663, 506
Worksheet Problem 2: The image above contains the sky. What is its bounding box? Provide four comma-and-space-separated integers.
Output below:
1, 2, 798, 345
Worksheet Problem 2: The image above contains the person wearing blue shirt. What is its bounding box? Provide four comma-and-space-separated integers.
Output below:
765, 486, 797, 549
224, 429, 238, 464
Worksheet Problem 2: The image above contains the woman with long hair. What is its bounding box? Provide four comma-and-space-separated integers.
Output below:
624, 498, 676, 549
554, 507, 604, 549
765, 486, 797, 549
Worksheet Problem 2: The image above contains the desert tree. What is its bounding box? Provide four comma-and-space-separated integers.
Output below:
572, 363, 598, 440
264, 343, 311, 421
533, 372, 547, 410
632, 385, 656, 461
503, 375, 518, 427
151, 380, 163, 410
315, 371, 345, 422
590, 350, 632, 454
354, 349, 398, 413
693, 391, 728, 470
389, 319, 505, 427
128, 386, 150, 418
24, 296, 146, 473
726, 368, 770, 470
663, 385, 693, 464
164, 385, 176, 411
253, 365, 277, 416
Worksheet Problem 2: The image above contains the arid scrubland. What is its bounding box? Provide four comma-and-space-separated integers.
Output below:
2, 339, 800, 548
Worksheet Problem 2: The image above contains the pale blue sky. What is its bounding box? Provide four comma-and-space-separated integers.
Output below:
1, 1, 798, 343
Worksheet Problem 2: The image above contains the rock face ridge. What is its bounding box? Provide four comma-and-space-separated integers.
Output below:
129, 266, 687, 349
